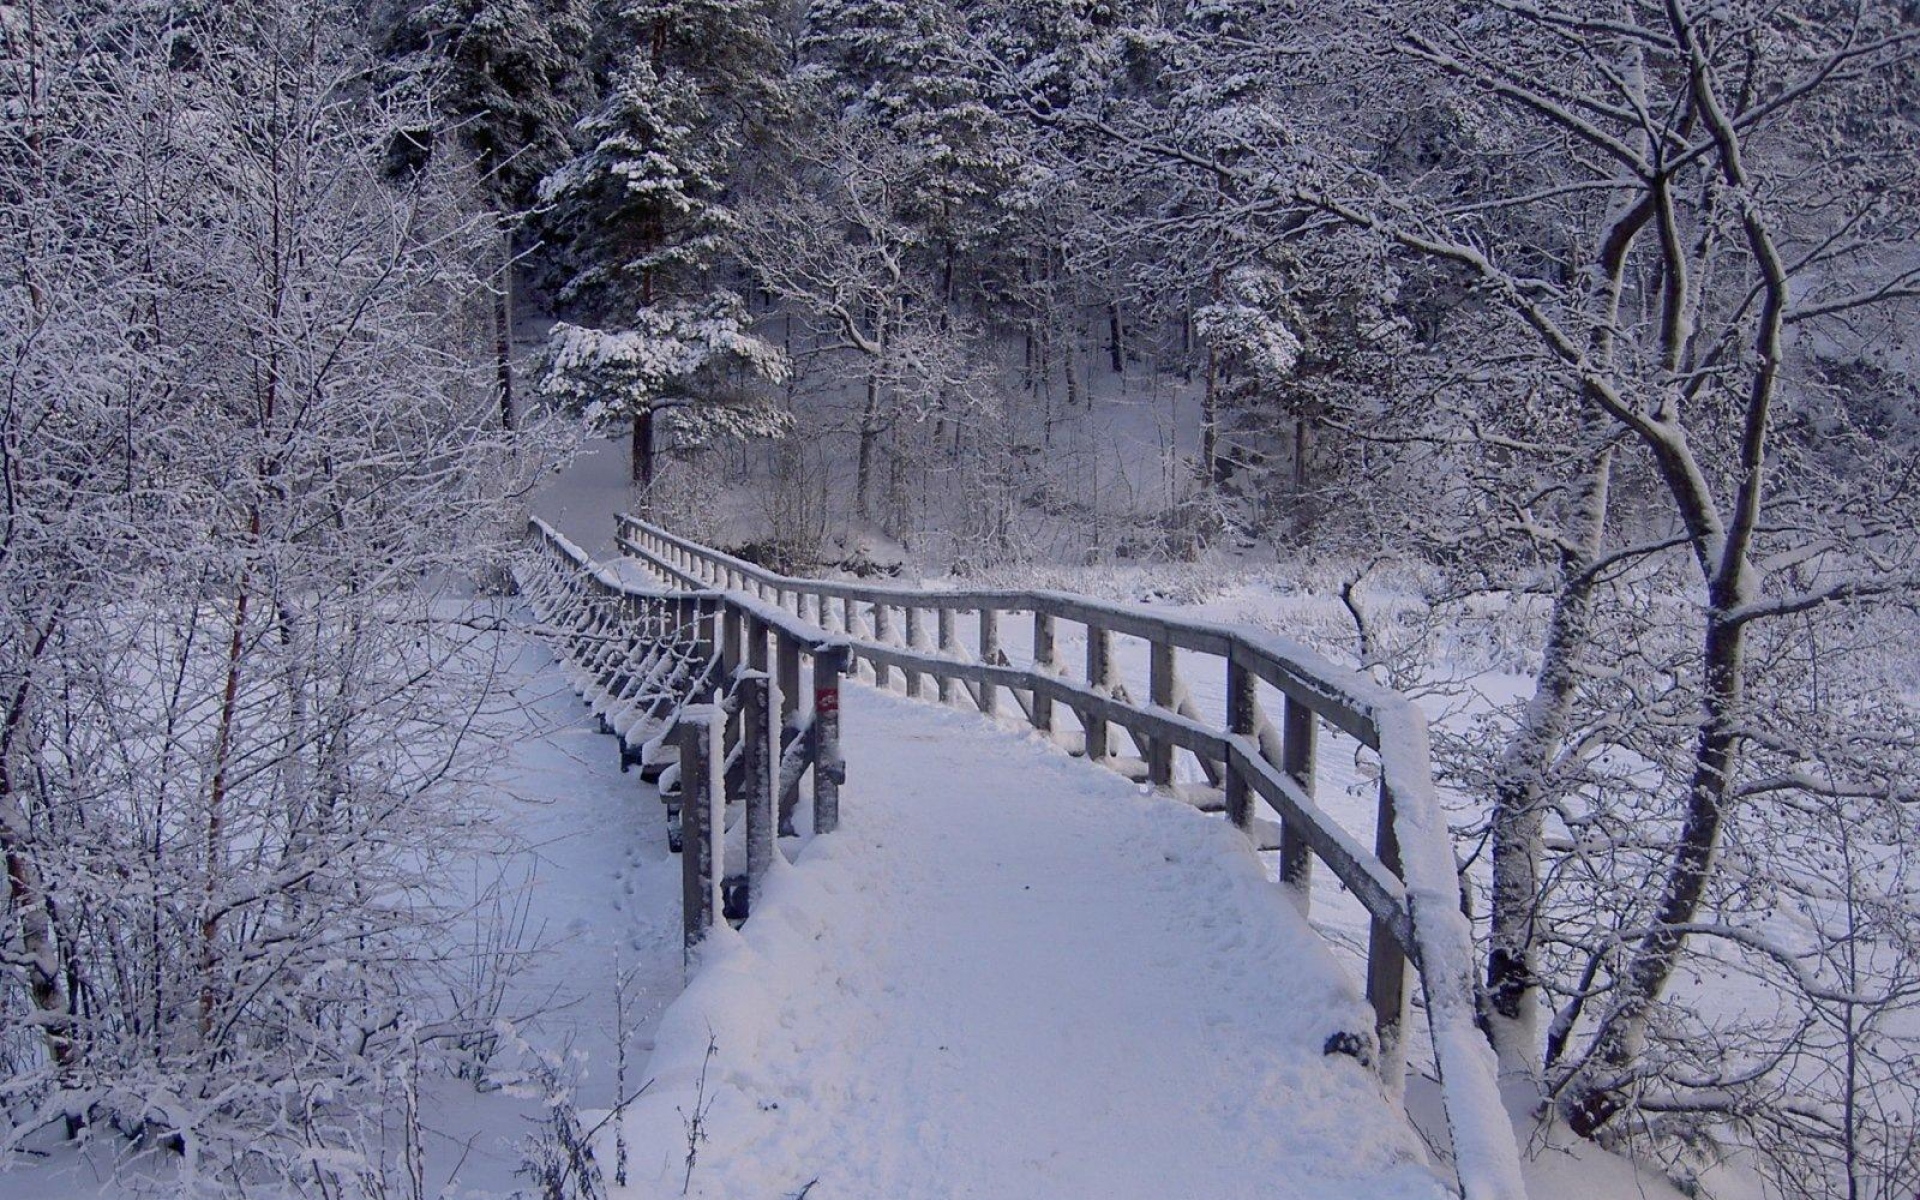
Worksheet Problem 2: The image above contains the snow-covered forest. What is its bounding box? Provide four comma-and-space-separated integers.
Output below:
4, 0, 1919, 1196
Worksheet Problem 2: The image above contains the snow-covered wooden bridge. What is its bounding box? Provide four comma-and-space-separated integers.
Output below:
517, 516, 1528, 1200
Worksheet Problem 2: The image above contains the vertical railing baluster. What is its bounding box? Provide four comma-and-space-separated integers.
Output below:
812, 645, 847, 834
1366, 776, 1408, 1092
678, 709, 721, 960
1032, 610, 1055, 734
905, 607, 924, 698
1084, 622, 1111, 761
777, 634, 802, 834
937, 607, 957, 705
978, 607, 999, 717
873, 603, 893, 689
1225, 655, 1255, 830
1281, 697, 1316, 898
1148, 637, 1174, 786
741, 674, 773, 913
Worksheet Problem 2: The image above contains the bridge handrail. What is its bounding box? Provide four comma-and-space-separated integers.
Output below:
522, 517, 856, 949
616, 513, 1524, 1200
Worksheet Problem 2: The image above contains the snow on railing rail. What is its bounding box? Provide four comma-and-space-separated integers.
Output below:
616, 513, 1526, 1200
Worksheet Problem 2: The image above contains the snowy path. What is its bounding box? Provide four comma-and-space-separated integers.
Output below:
611, 686, 1449, 1200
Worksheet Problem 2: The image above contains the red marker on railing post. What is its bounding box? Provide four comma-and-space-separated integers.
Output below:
812, 645, 848, 835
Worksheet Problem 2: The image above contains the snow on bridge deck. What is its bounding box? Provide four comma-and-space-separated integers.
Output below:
609, 685, 1450, 1200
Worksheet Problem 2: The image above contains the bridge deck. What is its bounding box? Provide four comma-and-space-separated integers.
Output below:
612, 685, 1448, 1200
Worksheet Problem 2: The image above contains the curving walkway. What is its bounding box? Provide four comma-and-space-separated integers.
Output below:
608, 685, 1450, 1200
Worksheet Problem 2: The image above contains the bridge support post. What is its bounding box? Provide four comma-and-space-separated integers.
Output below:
777, 635, 802, 834
678, 708, 722, 962
1031, 611, 1054, 733
1365, 777, 1408, 1092
741, 674, 774, 913
978, 608, 999, 717
1147, 639, 1174, 786
1084, 624, 1112, 761
812, 645, 847, 835
1280, 697, 1317, 901
872, 605, 892, 690
1225, 658, 1255, 829
904, 607, 924, 698
937, 608, 957, 705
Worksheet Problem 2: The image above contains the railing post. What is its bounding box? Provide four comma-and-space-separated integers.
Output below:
937, 607, 957, 705
872, 604, 892, 689
777, 634, 801, 726
722, 606, 743, 683
678, 709, 722, 962
1225, 656, 1255, 829
905, 607, 925, 699
747, 613, 769, 674
1032, 610, 1054, 733
741, 674, 774, 912
1148, 637, 1174, 786
812, 645, 847, 835
978, 607, 999, 717
1084, 623, 1111, 761
1366, 777, 1409, 1091
777, 633, 803, 834
1280, 697, 1317, 896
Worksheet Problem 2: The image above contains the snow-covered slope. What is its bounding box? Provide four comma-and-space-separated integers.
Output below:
608, 687, 1448, 1200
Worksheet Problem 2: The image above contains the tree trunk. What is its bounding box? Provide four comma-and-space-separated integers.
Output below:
856, 375, 880, 524
1107, 301, 1124, 374
1564, 603, 1748, 1135
1200, 342, 1219, 489
495, 218, 514, 431
0, 612, 77, 1082
631, 408, 655, 488
1487, 449, 1611, 1075
1290, 413, 1314, 540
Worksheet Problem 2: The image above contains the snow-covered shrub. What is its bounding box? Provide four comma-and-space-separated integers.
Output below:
0, 1, 555, 1188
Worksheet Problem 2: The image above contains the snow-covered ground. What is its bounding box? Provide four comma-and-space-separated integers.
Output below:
0, 627, 691, 1200
0, 437, 1698, 1200
606, 685, 1449, 1200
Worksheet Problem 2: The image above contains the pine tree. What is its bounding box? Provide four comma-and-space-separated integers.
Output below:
382, 0, 594, 428
536, 0, 791, 486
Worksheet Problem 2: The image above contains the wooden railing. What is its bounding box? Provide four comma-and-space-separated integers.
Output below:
617, 513, 1526, 1200
519, 519, 850, 957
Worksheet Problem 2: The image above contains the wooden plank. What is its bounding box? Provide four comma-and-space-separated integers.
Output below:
855, 643, 1230, 763
1231, 742, 1413, 950
617, 515, 1384, 746
1230, 641, 1379, 748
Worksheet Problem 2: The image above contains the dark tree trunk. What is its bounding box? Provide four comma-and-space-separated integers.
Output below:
856, 376, 879, 524
495, 219, 513, 431
632, 408, 655, 487
1201, 343, 1219, 489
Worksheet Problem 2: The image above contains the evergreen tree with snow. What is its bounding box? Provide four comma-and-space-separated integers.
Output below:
381, 0, 593, 428
536, 0, 791, 486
